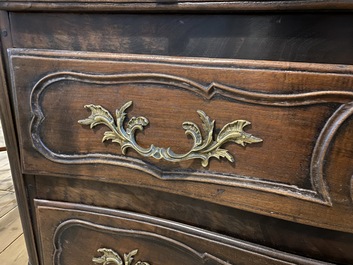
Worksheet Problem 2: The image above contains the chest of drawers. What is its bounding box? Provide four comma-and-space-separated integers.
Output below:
0, 1, 353, 264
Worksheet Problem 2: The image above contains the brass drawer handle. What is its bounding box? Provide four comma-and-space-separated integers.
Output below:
93, 248, 150, 265
79, 101, 262, 167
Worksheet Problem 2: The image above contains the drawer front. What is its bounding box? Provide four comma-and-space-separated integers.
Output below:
10, 49, 353, 232
34, 199, 331, 265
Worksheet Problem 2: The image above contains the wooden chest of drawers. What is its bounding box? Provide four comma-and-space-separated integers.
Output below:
0, 1, 353, 264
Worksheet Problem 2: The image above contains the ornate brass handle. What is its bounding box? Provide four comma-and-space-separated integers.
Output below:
93, 248, 150, 265
79, 101, 262, 167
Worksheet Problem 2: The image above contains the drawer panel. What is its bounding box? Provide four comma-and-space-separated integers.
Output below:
34, 175, 353, 264
34, 199, 332, 265
10, 49, 353, 232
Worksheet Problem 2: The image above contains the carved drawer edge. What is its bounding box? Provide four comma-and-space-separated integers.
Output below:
54, 219, 231, 265
25, 71, 353, 206
9, 48, 353, 74
8, 49, 353, 206
34, 199, 333, 265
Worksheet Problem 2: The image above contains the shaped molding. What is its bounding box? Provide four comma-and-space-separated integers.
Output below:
37, 200, 336, 265
53, 219, 231, 265
27, 69, 353, 205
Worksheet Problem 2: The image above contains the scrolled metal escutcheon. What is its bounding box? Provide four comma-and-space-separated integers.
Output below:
92, 248, 150, 265
78, 101, 262, 167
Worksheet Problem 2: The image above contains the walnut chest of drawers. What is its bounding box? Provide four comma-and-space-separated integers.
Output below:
0, 1, 353, 264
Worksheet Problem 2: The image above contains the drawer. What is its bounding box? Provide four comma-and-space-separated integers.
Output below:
10, 49, 353, 232
34, 199, 332, 265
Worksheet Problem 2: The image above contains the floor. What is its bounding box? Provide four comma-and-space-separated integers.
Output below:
0, 122, 28, 264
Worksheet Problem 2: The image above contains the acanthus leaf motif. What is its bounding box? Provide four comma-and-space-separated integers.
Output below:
182, 121, 203, 149
217, 120, 249, 142
102, 131, 121, 144
92, 248, 123, 265
217, 120, 262, 147
116, 101, 133, 130
78, 104, 115, 129
196, 110, 215, 150
79, 101, 262, 167
124, 249, 138, 265
127, 116, 149, 135
93, 248, 150, 265
209, 148, 234, 163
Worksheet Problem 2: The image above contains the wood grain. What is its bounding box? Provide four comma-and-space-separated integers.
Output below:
0, 191, 17, 218
0, 235, 28, 265
10, 13, 353, 65
0, 141, 27, 265
0, 152, 13, 191
2, 6, 353, 265
9, 49, 353, 233
0, 106, 28, 265
0, 207, 23, 253
0, 129, 17, 219
35, 176, 353, 264
35, 199, 334, 265
0, 10, 39, 265
1, 0, 353, 11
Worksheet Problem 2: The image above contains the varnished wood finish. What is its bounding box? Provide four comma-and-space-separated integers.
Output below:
1, 0, 353, 12
34, 176, 353, 264
0, 11, 38, 265
0, 2, 353, 265
35, 199, 334, 265
9, 49, 353, 233
10, 13, 353, 65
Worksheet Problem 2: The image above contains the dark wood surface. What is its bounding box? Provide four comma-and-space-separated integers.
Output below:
10, 13, 353, 65
1, 0, 353, 11
9, 49, 353, 233
0, 11, 39, 265
0, 4, 352, 265
35, 199, 335, 265
34, 176, 353, 264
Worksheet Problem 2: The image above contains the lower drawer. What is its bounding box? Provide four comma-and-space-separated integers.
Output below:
35, 200, 331, 265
